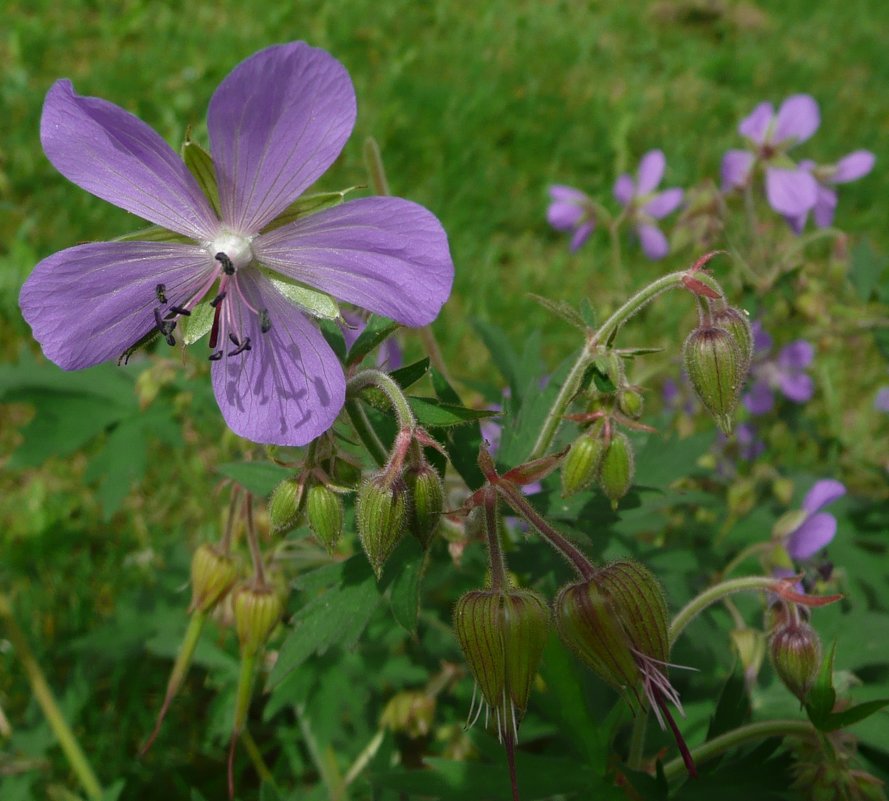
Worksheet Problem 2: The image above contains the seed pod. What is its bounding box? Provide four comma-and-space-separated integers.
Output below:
404, 463, 444, 549
189, 544, 239, 613
561, 433, 605, 498
617, 386, 644, 419
770, 620, 821, 702
356, 472, 408, 578
305, 483, 344, 553
232, 583, 284, 656
712, 306, 754, 374
598, 431, 634, 508
683, 325, 744, 434
268, 477, 304, 533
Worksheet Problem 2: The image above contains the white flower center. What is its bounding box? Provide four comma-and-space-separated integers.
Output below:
209, 231, 254, 271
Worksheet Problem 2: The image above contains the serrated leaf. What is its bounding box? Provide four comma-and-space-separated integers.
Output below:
528, 293, 587, 331
263, 271, 340, 319
216, 461, 293, 496
816, 698, 889, 731
182, 134, 221, 217
390, 358, 431, 391
408, 397, 497, 428
261, 187, 360, 233
113, 225, 192, 244
347, 316, 400, 365
430, 368, 486, 490
181, 302, 215, 345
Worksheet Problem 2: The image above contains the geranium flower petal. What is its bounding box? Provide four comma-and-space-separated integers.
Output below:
643, 187, 683, 219
41, 81, 218, 240
752, 321, 773, 354
765, 167, 818, 216
19, 241, 215, 370
777, 370, 814, 403
802, 479, 846, 514
636, 223, 669, 260
636, 150, 666, 195
777, 340, 814, 370
783, 211, 809, 234
255, 196, 453, 327
738, 102, 774, 143
549, 184, 589, 204
211, 271, 345, 446
547, 200, 584, 230
570, 222, 594, 252
830, 150, 875, 184
742, 380, 775, 415
787, 512, 836, 560
773, 94, 820, 146
721, 149, 755, 191
613, 174, 635, 206
208, 42, 356, 234
813, 186, 838, 228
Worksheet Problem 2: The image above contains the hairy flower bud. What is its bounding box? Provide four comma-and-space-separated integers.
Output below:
189, 544, 239, 613
712, 306, 754, 373
561, 432, 605, 498
770, 619, 821, 702
453, 588, 549, 734
617, 386, 644, 419
356, 472, 408, 578
268, 477, 304, 533
404, 463, 444, 549
683, 325, 744, 434
598, 431, 634, 508
232, 583, 284, 656
305, 483, 344, 553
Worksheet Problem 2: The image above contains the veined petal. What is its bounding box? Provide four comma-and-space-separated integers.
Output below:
41, 81, 219, 239
738, 102, 774, 144
787, 512, 836, 560
613, 174, 635, 206
773, 95, 820, 147
765, 167, 818, 216
208, 42, 356, 233
636, 150, 666, 195
19, 241, 215, 369
211, 271, 345, 446
802, 479, 846, 515
812, 186, 837, 228
643, 187, 683, 219
830, 150, 875, 184
721, 149, 755, 191
255, 196, 454, 327
636, 223, 669, 260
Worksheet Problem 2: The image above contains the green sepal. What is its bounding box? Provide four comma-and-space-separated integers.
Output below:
261, 187, 361, 233
561, 433, 604, 498
262, 268, 341, 320
356, 473, 408, 578
598, 431, 634, 508
182, 131, 221, 217
683, 326, 743, 434
180, 302, 216, 345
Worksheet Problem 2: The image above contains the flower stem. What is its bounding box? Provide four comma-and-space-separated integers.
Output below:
627, 710, 649, 770
345, 399, 388, 467
347, 369, 417, 431
244, 495, 266, 586
0, 594, 104, 801
482, 490, 508, 591
669, 575, 779, 645
661, 719, 815, 781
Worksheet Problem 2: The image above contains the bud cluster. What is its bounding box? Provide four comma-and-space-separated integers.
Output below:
562, 417, 635, 508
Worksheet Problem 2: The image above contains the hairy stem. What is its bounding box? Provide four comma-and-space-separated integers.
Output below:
347, 369, 417, 431
345, 399, 388, 467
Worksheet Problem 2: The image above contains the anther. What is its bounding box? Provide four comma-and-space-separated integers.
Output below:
165, 334, 176, 347
164, 305, 192, 319
229, 333, 241, 347
228, 337, 252, 357
259, 309, 272, 334
215, 253, 236, 276
210, 291, 227, 308
155, 283, 167, 304
209, 350, 224, 361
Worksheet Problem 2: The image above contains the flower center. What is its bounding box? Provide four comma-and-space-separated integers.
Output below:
209, 231, 254, 272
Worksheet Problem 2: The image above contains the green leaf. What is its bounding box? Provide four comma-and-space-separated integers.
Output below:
180, 302, 215, 345
385, 537, 425, 634
182, 133, 221, 217
347, 315, 400, 366
407, 397, 497, 428
473, 318, 522, 399
430, 368, 486, 490
527, 293, 587, 331
815, 698, 889, 731
805, 641, 837, 729
261, 187, 360, 233
84, 416, 149, 518
707, 667, 751, 740
216, 461, 293, 496
317, 318, 347, 362
850, 239, 887, 302
264, 271, 341, 320
579, 296, 598, 328
390, 357, 431, 391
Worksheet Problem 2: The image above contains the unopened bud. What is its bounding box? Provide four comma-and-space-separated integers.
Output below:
404, 463, 444, 548
232, 583, 284, 656
268, 477, 304, 533
683, 326, 744, 434
189, 544, 238, 613
561, 433, 605, 498
617, 386, 644, 419
380, 690, 436, 738
712, 307, 754, 373
305, 483, 344, 553
356, 473, 408, 578
770, 620, 821, 702
598, 431, 634, 508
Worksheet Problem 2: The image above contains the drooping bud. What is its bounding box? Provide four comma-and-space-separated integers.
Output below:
268, 477, 304, 533
770, 619, 821, 702
232, 583, 284, 657
404, 463, 444, 549
712, 306, 754, 373
683, 325, 744, 434
305, 483, 344, 553
453, 588, 549, 732
617, 386, 644, 419
561, 432, 605, 498
356, 472, 408, 578
597, 431, 634, 509
189, 543, 239, 613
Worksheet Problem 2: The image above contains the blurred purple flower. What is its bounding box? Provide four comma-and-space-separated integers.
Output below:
613, 150, 683, 260
547, 185, 595, 252
742, 322, 814, 415
876, 387, 889, 413
735, 422, 765, 461
722, 94, 821, 219
19, 42, 453, 446
785, 479, 846, 560
784, 151, 876, 233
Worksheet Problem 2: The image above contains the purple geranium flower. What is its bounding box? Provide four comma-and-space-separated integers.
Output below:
722, 94, 821, 219
19, 42, 453, 446
742, 322, 814, 415
784, 150, 876, 233
785, 479, 846, 560
613, 150, 683, 260
547, 185, 595, 252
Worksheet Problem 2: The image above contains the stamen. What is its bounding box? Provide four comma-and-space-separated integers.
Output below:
228, 337, 252, 357
164, 305, 192, 319
209, 350, 224, 361
165, 334, 176, 347
229, 333, 241, 347
155, 283, 167, 304
153, 307, 176, 336
259, 309, 272, 334
209, 304, 222, 349
210, 291, 227, 308
215, 252, 235, 276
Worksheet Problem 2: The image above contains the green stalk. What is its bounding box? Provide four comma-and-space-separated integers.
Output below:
0, 594, 103, 801
347, 369, 417, 431
627, 710, 649, 771
344, 399, 388, 467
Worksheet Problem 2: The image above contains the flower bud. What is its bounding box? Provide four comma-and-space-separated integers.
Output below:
598, 431, 634, 509
404, 463, 444, 549
453, 588, 549, 727
305, 483, 344, 553
683, 326, 744, 434
380, 690, 436, 738
712, 306, 754, 373
356, 472, 408, 578
268, 477, 304, 533
617, 386, 644, 419
232, 583, 284, 656
561, 433, 605, 498
770, 620, 821, 702
189, 544, 239, 613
